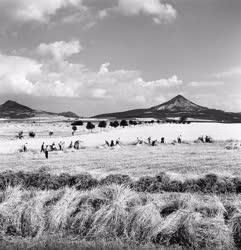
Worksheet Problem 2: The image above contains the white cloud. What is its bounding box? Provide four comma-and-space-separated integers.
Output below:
138, 75, 183, 87
0, 0, 84, 22
134, 95, 146, 104
37, 40, 82, 60
0, 53, 41, 95
0, 40, 184, 106
98, 63, 110, 74
0, 0, 177, 28
117, 0, 177, 23
92, 88, 107, 99
189, 81, 224, 87
98, 9, 108, 19
215, 66, 241, 78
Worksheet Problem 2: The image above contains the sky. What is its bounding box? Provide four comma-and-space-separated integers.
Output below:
0, 0, 240, 116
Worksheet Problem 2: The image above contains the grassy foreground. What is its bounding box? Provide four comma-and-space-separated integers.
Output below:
0, 184, 241, 249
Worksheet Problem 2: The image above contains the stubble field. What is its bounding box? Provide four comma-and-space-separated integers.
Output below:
0, 121, 241, 249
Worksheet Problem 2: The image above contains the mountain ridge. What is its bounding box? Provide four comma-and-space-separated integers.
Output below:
93, 95, 241, 123
0, 100, 79, 119
150, 95, 208, 112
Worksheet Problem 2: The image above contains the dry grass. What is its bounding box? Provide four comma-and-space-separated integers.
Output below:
0, 142, 240, 178
1, 170, 241, 195
0, 185, 240, 249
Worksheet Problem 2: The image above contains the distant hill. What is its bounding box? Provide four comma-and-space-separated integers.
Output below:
94, 95, 241, 123
58, 111, 79, 118
0, 100, 79, 119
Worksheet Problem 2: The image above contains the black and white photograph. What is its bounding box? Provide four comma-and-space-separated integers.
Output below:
0, 0, 240, 249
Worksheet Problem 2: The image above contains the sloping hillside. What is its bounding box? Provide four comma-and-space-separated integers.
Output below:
0, 100, 79, 119
94, 95, 241, 122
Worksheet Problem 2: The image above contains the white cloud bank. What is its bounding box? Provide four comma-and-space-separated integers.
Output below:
0, 0, 177, 25
37, 40, 82, 60
215, 66, 241, 78
0, 0, 84, 22
0, 40, 182, 106
117, 0, 177, 23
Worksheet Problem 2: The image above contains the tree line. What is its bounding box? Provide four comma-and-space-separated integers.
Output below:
71, 116, 190, 133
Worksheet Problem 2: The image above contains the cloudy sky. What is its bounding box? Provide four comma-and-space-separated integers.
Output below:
0, 0, 240, 116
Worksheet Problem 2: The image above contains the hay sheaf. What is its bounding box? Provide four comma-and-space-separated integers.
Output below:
1, 170, 241, 195
0, 185, 239, 249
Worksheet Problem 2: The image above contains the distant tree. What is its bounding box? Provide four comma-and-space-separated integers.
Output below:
128, 120, 137, 126
110, 120, 119, 128
29, 131, 36, 138
71, 120, 83, 126
49, 131, 54, 137
113, 121, 119, 128
98, 121, 107, 130
157, 120, 160, 124
72, 125, 77, 135
179, 116, 188, 124
120, 120, 128, 128
86, 122, 95, 132
129, 120, 134, 125
109, 121, 114, 128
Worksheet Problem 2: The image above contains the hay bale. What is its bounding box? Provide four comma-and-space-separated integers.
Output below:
188, 196, 226, 218
153, 210, 190, 246
86, 185, 142, 241
127, 202, 163, 243
230, 213, 241, 248
183, 214, 233, 249
49, 188, 86, 232
0, 186, 32, 236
